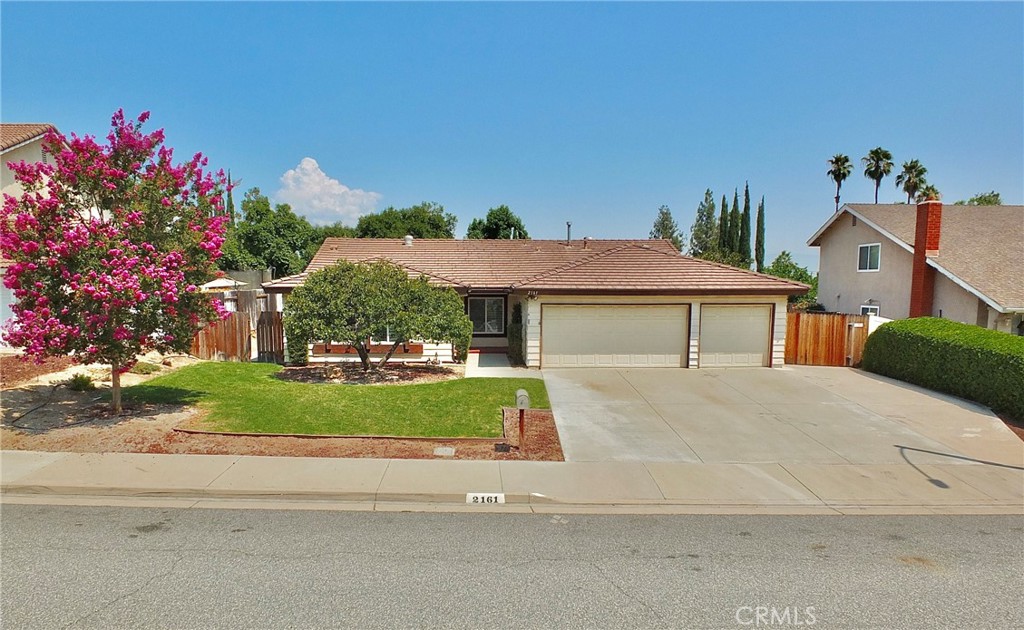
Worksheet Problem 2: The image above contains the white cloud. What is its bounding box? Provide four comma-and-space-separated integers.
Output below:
275, 157, 381, 226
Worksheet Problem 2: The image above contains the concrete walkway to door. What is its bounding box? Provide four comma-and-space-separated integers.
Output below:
542, 366, 1024, 469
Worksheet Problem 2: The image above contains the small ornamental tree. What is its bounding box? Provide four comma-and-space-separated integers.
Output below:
0, 110, 229, 412
284, 260, 472, 371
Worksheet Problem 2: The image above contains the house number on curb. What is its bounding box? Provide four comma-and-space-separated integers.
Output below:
466, 493, 505, 504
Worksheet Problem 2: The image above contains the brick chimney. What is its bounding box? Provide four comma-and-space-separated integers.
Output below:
909, 198, 942, 317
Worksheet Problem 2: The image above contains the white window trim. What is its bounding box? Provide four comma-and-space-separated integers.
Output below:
857, 243, 881, 272
860, 305, 880, 316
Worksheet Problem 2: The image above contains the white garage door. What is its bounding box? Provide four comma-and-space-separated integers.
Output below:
542, 304, 688, 368
699, 305, 772, 367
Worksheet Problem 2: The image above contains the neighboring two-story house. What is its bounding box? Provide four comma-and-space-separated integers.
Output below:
808, 200, 1024, 335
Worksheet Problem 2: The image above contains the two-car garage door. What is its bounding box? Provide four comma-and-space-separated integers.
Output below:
540, 303, 773, 368
542, 305, 688, 367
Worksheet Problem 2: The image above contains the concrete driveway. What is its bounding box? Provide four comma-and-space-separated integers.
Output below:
542, 366, 1024, 467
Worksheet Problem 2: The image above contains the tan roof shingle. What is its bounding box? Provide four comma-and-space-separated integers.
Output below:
264, 238, 809, 296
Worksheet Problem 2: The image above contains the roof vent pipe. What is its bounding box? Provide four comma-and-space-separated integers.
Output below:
404, 235, 413, 247
566, 221, 572, 244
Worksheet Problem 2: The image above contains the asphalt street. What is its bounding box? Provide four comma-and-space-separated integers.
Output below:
1, 504, 1022, 629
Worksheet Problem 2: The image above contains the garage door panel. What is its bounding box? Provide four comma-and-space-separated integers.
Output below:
700, 305, 771, 368
542, 305, 688, 368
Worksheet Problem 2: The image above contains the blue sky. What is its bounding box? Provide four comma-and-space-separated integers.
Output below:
3, 2, 1022, 271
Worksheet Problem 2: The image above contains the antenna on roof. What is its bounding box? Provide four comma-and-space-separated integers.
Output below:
566, 221, 572, 244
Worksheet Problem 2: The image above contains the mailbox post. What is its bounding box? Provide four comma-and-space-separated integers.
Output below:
515, 389, 530, 451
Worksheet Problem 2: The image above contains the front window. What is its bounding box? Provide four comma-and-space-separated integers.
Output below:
858, 244, 880, 271
468, 296, 505, 335
860, 305, 880, 316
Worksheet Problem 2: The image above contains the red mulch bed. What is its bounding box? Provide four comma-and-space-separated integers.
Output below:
274, 363, 463, 385
1, 404, 563, 461
999, 414, 1024, 442
0, 355, 74, 388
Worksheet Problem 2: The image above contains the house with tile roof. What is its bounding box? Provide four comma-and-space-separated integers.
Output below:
807, 200, 1024, 335
1, 123, 58, 347
1, 123, 57, 199
264, 237, 809, 368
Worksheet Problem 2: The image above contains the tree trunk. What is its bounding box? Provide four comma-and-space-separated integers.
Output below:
110, 361, 122, 414
377, 341, 403, 370
874, 182, 880, 204
355, 342, 371, 372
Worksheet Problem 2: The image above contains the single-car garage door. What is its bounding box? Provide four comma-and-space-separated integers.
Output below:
542, 304, 688, 368
699, 304, 772, 367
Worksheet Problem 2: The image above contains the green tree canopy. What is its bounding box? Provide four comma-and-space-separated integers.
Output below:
739, 182, 752, 265
465, 205, 529, 239
862, 147, 894, 204
754, 196, 766, 273
218, 187, 320, 278
717, 194, 730, 254
895, 159, 928, 204
728, 190, 741, 260
765, 251, 817, 304
355, 202, 457, 239
915, 184, 941, 202
284, 260, 472, 371
649, 205, 683, 251
827, 153, 853, 212
954, 191, 1002, 206
688, 189, 718, 258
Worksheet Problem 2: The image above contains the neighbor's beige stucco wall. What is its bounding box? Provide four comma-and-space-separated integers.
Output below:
523, 293, 788, 369
932, 272, 986, 326
1, 140, 47, 198
816, 213, 914, 318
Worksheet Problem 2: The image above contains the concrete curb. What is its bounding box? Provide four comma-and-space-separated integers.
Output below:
3, 483, 1021, 516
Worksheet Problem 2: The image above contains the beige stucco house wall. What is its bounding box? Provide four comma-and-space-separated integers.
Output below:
815, 212, 914, 319
1, 140, 48, 199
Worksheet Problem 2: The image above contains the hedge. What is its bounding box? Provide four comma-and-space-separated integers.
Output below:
861, 317, 1024, 421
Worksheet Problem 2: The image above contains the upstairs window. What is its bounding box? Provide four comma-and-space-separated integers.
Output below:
860, 305, 880, 316
858, 244, 880, 272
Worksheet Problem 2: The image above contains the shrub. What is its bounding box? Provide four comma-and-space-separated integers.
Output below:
129, 361, 162, 375
507, 303, 525, 366
66, 374, 96, 392
862, 317, 1024, 421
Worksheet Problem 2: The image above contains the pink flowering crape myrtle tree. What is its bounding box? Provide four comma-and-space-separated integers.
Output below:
0, 110, 229, 412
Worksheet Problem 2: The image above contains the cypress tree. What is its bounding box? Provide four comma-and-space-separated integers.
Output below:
717, 193, 730, 254
728, 189, 741, 256
226, 171, 235, 224
739, 182, 752, 266
755, 196, 766, 273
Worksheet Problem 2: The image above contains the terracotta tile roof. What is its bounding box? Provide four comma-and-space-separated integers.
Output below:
264, 238, 809, 296
0, 123, 56, 152
845, 204, 1024, 310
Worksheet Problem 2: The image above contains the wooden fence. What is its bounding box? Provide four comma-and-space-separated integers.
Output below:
785, 312, 869, 367
191, 312, 251, 362
256, 311, 285, 364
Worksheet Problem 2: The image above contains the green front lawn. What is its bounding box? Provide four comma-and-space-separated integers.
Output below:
122, 362, 549, 438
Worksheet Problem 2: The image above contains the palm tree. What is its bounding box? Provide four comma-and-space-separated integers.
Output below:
827, 154, 853, 212
895, 159, 928, 203
915, 184, 941, 202
862, 147, 893, 203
